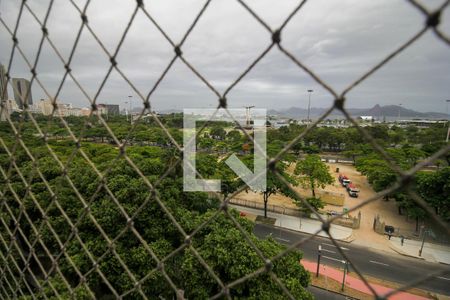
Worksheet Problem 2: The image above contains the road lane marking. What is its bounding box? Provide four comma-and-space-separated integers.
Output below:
436, 276, 450, 281
321, 249, 336, 254
275, 237, 290, 242
369, 260, 389, 267
322, 243, 349, 251
322, 255, 345, 263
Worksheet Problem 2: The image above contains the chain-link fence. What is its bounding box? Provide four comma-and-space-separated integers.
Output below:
1, 0, 450, 299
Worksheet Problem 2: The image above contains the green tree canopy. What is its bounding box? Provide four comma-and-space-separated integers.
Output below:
295, 154, 333, 198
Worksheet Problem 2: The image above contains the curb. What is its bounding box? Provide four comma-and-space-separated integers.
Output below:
341, 232, 356, 243
388, 245, 426, 261
259, 223, 353, 243
388, 244, 450, 265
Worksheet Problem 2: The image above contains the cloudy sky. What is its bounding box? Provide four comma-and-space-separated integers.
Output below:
1, 0, 449, 113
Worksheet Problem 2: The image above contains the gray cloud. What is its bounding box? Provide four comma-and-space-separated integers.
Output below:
1, 0, 449, 113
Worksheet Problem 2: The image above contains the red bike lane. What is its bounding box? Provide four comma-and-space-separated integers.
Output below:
302, 260, 429, 300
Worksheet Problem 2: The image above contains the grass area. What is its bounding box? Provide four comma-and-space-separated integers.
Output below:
310, 272, 373, 299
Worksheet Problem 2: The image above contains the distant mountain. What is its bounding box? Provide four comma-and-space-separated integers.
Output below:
268, 104, 448, 120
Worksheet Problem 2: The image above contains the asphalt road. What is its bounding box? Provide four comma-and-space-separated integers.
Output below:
254, 224, 450, 296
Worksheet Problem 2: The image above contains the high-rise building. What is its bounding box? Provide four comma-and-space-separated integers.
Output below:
0, 64, 8, 101
12, 78, 33, 109
0, 64, 8, 121
96, 104, 108, 115
105, 104, 120, 115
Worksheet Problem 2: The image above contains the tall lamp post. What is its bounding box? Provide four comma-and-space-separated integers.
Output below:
307, 89, 313, 125
125, 101, 128, 122
128, 95, 133, 124
397, 103, 402, 123
418, 225, 427, 256
446, 100, 450, 143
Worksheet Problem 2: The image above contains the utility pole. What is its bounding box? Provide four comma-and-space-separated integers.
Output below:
307, 89, 313, 125
397, 103, 402, 123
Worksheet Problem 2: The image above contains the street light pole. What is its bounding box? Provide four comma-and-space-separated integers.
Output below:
446, 100, 450, 143
341, 260, 348, 291
125, 101, 128, 122
418, 225, 426, 256
316, 245, 321, 277
397, 103, 402, 123
307, 89, 313, 125
128, 95, 133, 124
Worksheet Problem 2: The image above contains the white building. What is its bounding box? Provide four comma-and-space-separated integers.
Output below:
96, 104, 108, 115
359, 116, 374, 121
38, 98, 84, 117
1, 99, 19, 121
80, 107, 91, 116
38, 98, 54, 115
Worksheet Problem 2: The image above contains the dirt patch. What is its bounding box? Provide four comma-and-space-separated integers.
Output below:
325, 163, 416, 228
255, 215, 276, 225
310, 272, 373, 299
235, 190, 298, 209
325, 162, 417, 251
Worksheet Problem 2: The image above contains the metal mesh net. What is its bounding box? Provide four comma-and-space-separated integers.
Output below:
0, 0, 449, 299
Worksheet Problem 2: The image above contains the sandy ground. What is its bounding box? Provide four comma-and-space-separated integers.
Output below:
236, 163, 344, 209
325, 163, 416, 250
235, 162, 417, 250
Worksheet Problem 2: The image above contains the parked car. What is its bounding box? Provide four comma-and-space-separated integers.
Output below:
347, 183, 359, 198
338, 174, 351, 187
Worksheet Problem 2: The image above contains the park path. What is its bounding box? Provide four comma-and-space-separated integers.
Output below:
302, 260, 428, 300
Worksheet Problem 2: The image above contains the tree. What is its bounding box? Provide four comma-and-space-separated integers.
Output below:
395, 193, 426, 232
238, 155, 297, 218
210, 126, 226, 140
226, 130, 241, 143
295, 154, 333, 198
355, 154, 397, 198
215, 157, 243, 200
342, 143, 370, 165
262, 167, 297, 218
416, 168, 450, 221
179, 212, 313, 299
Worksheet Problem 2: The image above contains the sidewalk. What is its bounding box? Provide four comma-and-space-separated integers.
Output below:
302, 260, 428, 300
389, 236, 450, 265
230, 204, 353, 241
